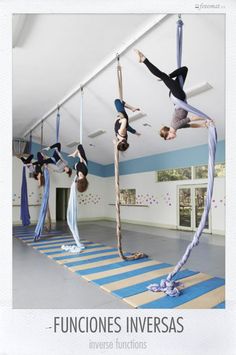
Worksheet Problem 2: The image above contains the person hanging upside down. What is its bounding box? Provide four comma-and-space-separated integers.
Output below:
20, 153, 45, 187
41, 143, 72, 176
68, 144, 89, 192
114, 99, 141, 151
134, 50, 212, 140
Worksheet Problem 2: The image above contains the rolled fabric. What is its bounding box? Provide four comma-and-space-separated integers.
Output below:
63, 176, 85, 253
34, 167, 50, 241
20, 166, 30, 226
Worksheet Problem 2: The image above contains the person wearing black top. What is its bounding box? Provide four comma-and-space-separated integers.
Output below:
114, 99, 141, 151
20, 153, 44, 186
41, 142, 72, 176
68, 144, 89, 192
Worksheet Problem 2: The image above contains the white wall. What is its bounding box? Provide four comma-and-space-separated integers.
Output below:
13, 157, 225, 235
104, 172, 225, 235
12, 157, 106, 224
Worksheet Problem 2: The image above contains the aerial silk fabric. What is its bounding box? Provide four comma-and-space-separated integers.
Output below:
61, 176, 85, 253
20, 166, 31, 226
148, 18, 218, 296
34, 167, 50, 241
56, 111, 60, 143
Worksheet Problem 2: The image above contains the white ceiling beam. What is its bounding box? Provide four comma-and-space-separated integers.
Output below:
12, 14, 27, 48
23, 14, 169, 138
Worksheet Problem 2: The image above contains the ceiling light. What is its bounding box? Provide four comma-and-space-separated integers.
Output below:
66, 141, 79, 148
88, 130, 106, 138
186, 82, 212, 98
129, 112, 146, 123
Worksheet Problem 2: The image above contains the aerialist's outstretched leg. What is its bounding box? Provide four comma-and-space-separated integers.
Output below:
134, 49, 187, 101
20, 154, 34, 164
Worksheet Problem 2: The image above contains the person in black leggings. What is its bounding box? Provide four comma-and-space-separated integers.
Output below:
20, 153, 44, 186
135, 50, 209, 140
68, 144, 89, 192
114, 99, 141, 151
41, 142, 72, 176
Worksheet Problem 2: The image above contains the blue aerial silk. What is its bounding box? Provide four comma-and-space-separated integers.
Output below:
62, 176, 85, 253
34, 166, 50, 241
56, 109, 60, 143
147, 17, 217, 297
20, 166, 30, 226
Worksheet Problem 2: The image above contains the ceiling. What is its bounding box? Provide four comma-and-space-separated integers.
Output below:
13, 13, 225, 165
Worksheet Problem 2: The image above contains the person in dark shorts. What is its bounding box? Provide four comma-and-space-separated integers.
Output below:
114, 99, 141, 151
41, 142, 72, 176
20, 153, 45, 186
68, 144, 89, 192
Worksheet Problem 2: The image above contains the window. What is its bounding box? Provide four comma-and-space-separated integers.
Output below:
193, 163, 225, 179
214, 163, 225, 177
157, 163, 225, 182
120, 189, 136, 205
157, 167, 192, 182
194, 165, 208, 179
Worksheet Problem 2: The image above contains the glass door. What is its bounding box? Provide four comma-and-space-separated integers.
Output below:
178, 187, 192, 229
194, 187, 210, 232
56, 188, 70, 221
177, 184, 211, 233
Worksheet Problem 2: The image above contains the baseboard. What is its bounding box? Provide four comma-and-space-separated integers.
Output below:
78, 217, 109, 222
13, 218, 224, 236
211, 229, 225, 236
101, 217, 176, 230
96, 218, 225, 236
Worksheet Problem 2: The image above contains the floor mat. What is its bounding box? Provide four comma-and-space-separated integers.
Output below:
13, 225, 67, 238
14, 232, 225, 309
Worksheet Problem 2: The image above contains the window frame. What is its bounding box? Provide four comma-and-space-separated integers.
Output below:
156, 162, 225, 182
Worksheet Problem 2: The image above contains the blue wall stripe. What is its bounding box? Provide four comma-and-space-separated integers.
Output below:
53, 248, 117, 260
140, 277, 225, 309
92, 262, 171, 286
76, 258, 149, 276
112, 269, 198, 299
103, 140, 225, 177
213, 301, 225, 309
30, 140, 225, 178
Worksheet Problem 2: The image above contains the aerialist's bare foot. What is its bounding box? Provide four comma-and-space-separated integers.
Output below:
205, 119, 215, 127
134, 49, 146, 63
68, 151, 78, 158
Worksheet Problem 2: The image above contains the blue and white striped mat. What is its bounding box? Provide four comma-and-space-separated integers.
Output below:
14, 231, 225, 309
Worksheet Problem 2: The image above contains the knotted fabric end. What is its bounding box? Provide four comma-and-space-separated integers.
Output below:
147, 279, 183, 297
61, 244, 85, 253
